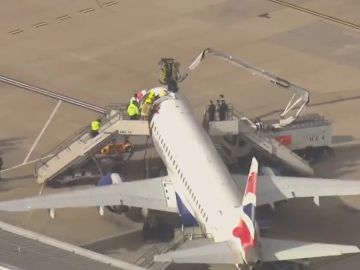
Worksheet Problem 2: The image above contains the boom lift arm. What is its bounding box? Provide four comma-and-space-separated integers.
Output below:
182, 48, 310, 128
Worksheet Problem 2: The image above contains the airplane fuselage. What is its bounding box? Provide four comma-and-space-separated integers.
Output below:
150, 92, 243, 243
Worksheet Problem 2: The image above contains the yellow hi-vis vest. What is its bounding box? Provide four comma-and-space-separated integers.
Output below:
145, 90, 155, 104
127, 103, 139, 116
91, 120, 100, 131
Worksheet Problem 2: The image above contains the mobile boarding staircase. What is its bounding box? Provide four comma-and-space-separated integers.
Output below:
36, 105, 149, 184
204, 107, 314, 176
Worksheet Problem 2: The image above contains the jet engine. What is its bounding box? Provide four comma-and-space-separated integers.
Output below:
96, 173, 129, 214
96, 173, 175, 241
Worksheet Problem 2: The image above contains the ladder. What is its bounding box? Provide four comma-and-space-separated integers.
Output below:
36, 108, 149, 184
135, 231, 184, 270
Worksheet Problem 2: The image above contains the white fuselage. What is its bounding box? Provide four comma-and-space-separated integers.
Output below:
150, 92, 243, 242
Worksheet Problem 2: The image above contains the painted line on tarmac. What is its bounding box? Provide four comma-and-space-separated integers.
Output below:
269, 0, 360, 30
23, 100, 62, 164
0, 154, 53, 173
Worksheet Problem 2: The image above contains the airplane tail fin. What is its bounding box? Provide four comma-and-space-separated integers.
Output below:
232, 157, 260, 265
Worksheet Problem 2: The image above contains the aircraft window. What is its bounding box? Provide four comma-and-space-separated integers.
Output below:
206, 217, 208, 222
173, 160, 175, 166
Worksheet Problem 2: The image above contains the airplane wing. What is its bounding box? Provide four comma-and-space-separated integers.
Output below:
231, 172, 360, 206
260, 238, 359, 261
0, 174, 178, 214
154, 238, 359, 264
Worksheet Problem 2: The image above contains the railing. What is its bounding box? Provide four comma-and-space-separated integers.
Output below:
35, 124, 90, 173
135, 239, 182, 268
35, 104, 129, 174
135, 244, 169, 268
104, 103, 128, 115
134, 229, 198, 269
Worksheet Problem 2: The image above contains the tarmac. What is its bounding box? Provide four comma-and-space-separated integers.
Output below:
2, 0, 360, 269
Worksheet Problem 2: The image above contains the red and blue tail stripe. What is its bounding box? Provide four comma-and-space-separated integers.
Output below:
232, 157, 258, 263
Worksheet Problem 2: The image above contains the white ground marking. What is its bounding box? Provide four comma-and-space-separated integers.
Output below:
23, 101, 61, 164
0, 154, 53, 173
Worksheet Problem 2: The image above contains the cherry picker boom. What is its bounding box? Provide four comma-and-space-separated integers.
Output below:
183, 47, 310, 129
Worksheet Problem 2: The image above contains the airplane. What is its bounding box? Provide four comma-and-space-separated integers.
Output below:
2, 59, 360, 269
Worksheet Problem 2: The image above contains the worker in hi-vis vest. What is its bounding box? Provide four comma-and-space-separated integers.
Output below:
141, 90, 155, 120
127, 100, 140, 120
90, 118, 101, 138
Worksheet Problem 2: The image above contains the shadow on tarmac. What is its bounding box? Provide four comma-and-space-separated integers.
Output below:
0, 137, 24, 155
81, 229, 144, 252
313, 144, 360, 178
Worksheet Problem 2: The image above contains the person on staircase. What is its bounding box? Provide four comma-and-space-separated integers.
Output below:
90, 118, 101, 138
141, 90, 155, 120
127, 100, 140, 120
